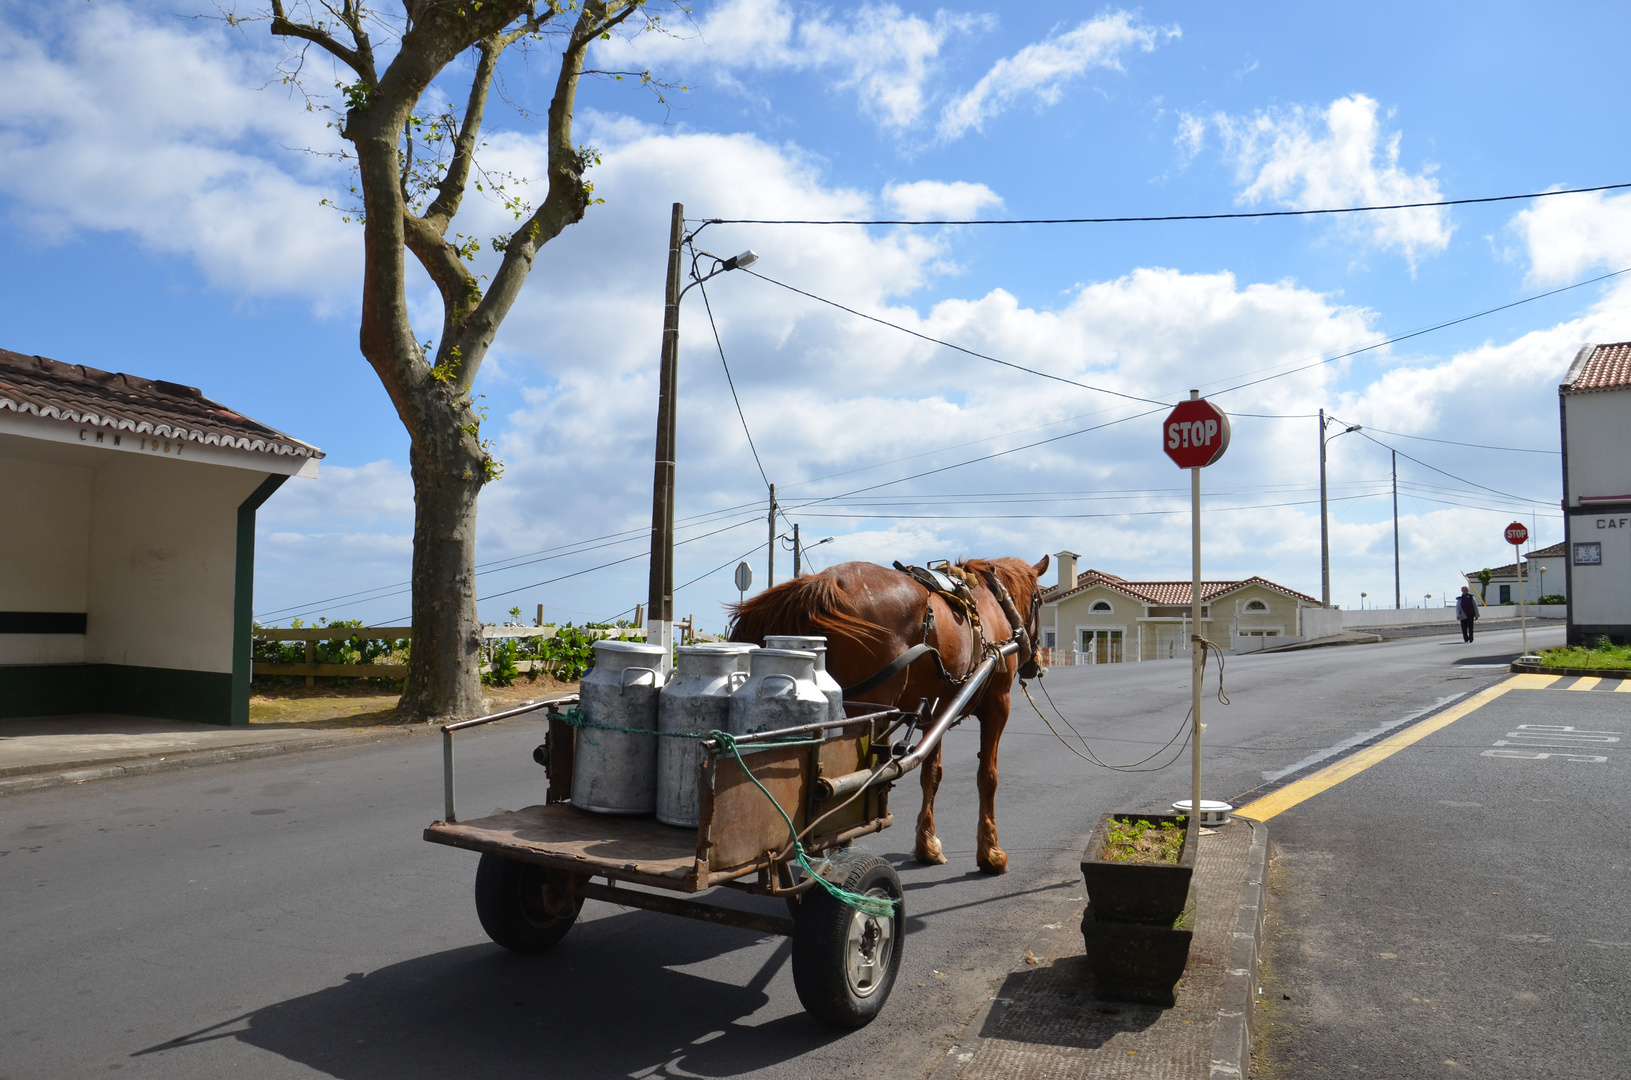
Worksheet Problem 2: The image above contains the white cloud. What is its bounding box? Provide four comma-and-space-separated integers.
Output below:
1214, 94, 1451, 267
602, 0, 987, 129
883, 179, 1003, 220
1174, 111, 1205, 163
1511, 188, 1631, 284
0, 5, 359, 307
937, 11, 1177, 141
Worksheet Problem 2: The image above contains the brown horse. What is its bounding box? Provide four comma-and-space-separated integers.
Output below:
728, 555, 1050, 875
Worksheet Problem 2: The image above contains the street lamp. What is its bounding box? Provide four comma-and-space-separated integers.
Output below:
646, 199, 759, 673
1360, 590, 1368, 610
1319, 410, 1363, 608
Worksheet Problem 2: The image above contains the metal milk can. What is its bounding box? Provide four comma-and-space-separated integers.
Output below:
656, 644, 752, 827
688, 640, 758, 674
728, 648, 827, 737
573, 639, 666, 814
763, 634, 845, 725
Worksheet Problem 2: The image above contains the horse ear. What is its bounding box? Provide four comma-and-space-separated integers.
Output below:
1032, 554, 1050, 578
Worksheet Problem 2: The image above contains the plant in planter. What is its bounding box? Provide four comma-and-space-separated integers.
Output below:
1079, 812, 1198, 1006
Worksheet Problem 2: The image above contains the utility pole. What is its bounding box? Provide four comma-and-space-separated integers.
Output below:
1392, 449, 1401, 610
1319, 409, 1330, 607
645, 202, 684, 674
767, 483, 777, 589
793, 522, 801, 578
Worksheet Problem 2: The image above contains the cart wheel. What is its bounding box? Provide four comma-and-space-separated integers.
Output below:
791, 857, 904, 1028
473, 854, 582, 953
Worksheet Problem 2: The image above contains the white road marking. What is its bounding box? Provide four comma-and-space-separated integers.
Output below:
1482, 750, 1609, 762
1260, 692, 1468, 781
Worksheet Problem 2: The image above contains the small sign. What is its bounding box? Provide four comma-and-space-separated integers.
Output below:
1162, 398, 1231, 469
1505, 521, 1529, 546
734, 561, 754, 593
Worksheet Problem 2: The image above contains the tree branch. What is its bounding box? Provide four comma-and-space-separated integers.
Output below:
269, 0, 374, 83
420, 35, 502, 232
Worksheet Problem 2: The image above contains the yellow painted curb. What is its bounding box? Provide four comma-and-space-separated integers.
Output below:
1237, 677, 1521, 823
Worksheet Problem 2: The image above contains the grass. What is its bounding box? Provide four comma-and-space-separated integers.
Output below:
1101, 816, 1187, 864
1539, 638, 1631, 670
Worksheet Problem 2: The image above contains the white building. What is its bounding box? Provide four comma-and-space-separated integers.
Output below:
0, 348, 320, 724
1471, 541, 1567, 606
1560, 342, 1631, 645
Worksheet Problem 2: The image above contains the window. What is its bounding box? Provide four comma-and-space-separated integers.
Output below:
1499, 584, 1511, 604
1244, 600, 1268, 612
1091, 600, 1113, 612
1080, 629, 1124, 663
1043, 631, 1056, 648
1575, 542, 1603, 565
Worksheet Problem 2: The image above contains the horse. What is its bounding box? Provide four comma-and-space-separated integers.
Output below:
728, 555, 1049, 875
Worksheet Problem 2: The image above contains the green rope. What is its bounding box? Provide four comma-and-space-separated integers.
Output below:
554, 708, 898, 918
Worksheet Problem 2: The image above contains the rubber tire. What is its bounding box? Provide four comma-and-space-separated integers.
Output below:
473, 854, 582, 954
791, 857, 905, 1028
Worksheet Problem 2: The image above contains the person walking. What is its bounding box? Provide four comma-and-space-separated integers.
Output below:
1457, 585, 1480, 642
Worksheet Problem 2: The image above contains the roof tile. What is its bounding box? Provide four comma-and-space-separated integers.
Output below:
1563, 342, 1631, 393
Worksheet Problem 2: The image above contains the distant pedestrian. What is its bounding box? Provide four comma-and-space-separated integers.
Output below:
1457, 585, 1479, 642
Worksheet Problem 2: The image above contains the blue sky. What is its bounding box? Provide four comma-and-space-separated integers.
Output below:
3, 2, 1629, 630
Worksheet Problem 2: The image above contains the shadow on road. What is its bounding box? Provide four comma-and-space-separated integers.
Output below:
135, 909, 845, 1079
978, 955, 1161, 1049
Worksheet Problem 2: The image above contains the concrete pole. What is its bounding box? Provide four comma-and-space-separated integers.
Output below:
1319, 409, 1330, 607
1392, 450, 1401, 610
645, 202, 684, 675
793, 523, 801, 577
767, 483, 776, 589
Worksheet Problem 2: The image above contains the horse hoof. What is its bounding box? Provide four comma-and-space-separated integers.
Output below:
977, 849, 1009, 875
916, 836, 948, 865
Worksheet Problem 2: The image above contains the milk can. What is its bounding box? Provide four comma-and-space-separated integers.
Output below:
656, 644, 752, 827
572, 639, 666, 814
763, 634, 845, 725
688, 640, 758, 674
728, 648, 827, 738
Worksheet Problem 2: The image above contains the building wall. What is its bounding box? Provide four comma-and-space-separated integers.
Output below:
0, 453, 91, 664
1563, 391, 1631, 505
1564, 386, 1631, 642
1042, 581, 1309, 660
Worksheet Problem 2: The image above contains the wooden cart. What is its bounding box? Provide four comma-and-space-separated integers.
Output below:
423, 643, 1015, 1027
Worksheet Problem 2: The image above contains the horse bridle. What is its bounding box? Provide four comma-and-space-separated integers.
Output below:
975, 567, 1043, 681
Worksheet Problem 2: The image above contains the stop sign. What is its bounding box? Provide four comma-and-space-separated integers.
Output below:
1162, 397, 1231, 468
1505, 521, 1529, 546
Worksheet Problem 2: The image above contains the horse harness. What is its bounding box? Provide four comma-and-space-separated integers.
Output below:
878, 560, 1037, 686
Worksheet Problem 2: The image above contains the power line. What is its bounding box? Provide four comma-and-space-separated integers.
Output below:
696, 182, 1631, 227
1359, 426, 1560, 455
1352, 428, 1550, 506
697, 273, 772, 490
740, 267, 1169, 407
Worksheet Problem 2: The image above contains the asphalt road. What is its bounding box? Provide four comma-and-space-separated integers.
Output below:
0, 624, 1564, 1079
1254, 660, 1630, 1079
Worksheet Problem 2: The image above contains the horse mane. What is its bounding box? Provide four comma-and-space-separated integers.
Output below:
960, 557, 1040, 604
727, 571, 894, 647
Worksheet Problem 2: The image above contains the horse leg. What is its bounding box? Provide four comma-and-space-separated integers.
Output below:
975, 700, 1010, 875
914, 740, 947, 864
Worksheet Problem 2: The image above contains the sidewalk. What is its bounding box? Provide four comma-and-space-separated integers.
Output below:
931, 816, 1268, 1080
0, 713, 424, 795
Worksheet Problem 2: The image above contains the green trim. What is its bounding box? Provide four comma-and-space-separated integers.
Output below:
0, 664, 233, 723
232, 474, 289, 726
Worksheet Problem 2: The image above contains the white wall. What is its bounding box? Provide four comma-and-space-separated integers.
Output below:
0, 452, 91, 664
84, 453, 262, 674
1565, 390, 1631, 505
1568, 511, 1631, 631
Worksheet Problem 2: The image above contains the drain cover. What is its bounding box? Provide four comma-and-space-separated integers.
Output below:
1172, 799, 1233, 826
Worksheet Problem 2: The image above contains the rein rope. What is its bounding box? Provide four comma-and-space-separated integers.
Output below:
555, 707, 898, 918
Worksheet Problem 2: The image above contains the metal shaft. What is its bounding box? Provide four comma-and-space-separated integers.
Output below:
1319, 408, 1330, 607
1190, 390, 1203, 829
646, 202, 684, 669
1393, 449, 1401, 610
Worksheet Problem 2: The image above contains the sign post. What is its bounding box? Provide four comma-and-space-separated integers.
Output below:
734, 561, 754, 606
1163, 391, 1231, 832
1506, 521, 1531, 658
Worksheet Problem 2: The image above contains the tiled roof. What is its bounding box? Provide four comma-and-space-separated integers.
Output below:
1043, 571, 1318, 607
0, 348, 321, 460
1562, 342, 1631, 394
1468, 541, 1567, 579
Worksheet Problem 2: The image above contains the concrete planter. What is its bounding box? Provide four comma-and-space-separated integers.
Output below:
1079, 812, 1198, 1006
1079, 812, 1197, 925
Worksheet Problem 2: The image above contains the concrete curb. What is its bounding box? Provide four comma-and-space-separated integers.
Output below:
1258, 633, 1383, 654
1509, 662, 1631, 677
1209, 816, 1268, 1080
0, 727, 423, 796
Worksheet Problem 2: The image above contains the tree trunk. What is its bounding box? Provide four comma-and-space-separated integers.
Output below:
397, 413, 486, 721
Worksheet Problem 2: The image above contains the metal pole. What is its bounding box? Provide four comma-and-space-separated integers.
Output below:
1190, 391, 1203, 831
793, 523, 801, 578
1520, 549, 1530, 656
1319, 409, 1330, 607
1392, 450, 1400, 610
646, 202, 684, 675
767, 483, 776, 589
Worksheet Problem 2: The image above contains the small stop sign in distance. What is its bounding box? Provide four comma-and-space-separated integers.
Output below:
1162, 398, 1231, 469
1505, 521, 1529, 546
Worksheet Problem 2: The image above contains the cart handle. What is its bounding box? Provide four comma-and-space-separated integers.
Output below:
441, 694, 575, 822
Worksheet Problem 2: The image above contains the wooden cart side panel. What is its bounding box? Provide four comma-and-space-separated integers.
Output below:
809, 729, 880, 839
703, 746, 809, 871
546, 716, 575, 804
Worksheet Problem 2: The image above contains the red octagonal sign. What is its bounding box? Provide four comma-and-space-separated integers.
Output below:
1162, 397, 1231, 469
1505, 521, 1529, 546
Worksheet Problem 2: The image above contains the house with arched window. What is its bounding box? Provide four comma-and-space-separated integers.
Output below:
1039, 550, 1318, 663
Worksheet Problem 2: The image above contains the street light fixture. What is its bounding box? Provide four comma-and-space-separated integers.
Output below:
646, 204, 760, 673
1319, 410, 1363, 608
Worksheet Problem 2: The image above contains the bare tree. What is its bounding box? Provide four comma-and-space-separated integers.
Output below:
259, 1, 663, 720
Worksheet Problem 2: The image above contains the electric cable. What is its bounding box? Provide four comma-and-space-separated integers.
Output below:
1357, 426, 1560, 455
697, 271, 772, 490
694, 181, 1631, 227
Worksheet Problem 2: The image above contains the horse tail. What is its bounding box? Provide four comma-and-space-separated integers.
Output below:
728, 571, 893, 648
